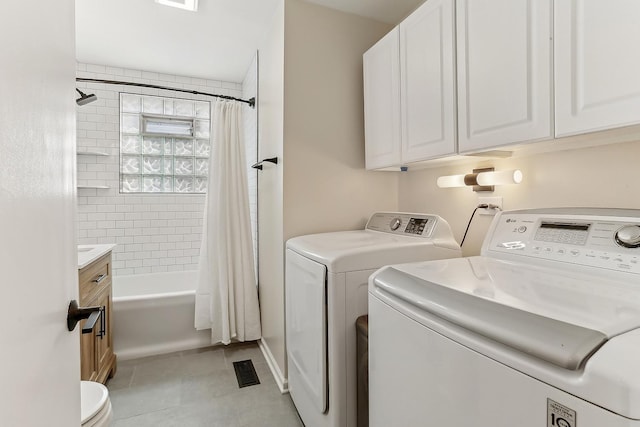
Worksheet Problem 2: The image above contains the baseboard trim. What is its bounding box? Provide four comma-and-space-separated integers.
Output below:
258, 338, 288, 394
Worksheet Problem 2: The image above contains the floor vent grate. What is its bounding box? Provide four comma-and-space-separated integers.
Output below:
233, 359, 261, 388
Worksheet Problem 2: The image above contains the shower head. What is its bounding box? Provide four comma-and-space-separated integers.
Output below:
76, 88, 97, 106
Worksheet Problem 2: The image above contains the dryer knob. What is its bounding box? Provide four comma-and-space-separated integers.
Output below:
615, 225, 640, 248
390, 218, 402, 231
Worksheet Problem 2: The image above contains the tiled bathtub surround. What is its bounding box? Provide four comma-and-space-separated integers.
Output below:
76, 63, 258, 276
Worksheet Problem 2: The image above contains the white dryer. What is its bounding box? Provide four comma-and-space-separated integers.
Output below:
286, 212, 461, 427
369, 208, 640, 427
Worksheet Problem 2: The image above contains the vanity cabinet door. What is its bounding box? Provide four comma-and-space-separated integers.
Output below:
79, 252, 116, 384
364, 27, 402, 170
95, 286, 115, 383
80, 318, 98, 381
555, 0, 640, 137
400, 0, 456, 162
456, 0, 552, 153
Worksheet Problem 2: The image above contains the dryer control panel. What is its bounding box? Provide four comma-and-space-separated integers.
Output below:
483, 208, 640, 274
366, 212, 438, 237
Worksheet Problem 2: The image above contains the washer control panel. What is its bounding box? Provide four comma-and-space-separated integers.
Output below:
366, 212, 438, 237
485, 209, 640, 274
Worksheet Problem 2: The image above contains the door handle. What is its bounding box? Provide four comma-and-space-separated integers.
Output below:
84, 309, 102, 334
67, 300, 101, 333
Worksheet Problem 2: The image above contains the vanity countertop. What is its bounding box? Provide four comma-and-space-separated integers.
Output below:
78, 244, 116, 269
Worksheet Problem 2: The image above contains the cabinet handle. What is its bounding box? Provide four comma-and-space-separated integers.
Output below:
92, 274, 106, 283
67, 300, 101, 332
97, 306, 106, 339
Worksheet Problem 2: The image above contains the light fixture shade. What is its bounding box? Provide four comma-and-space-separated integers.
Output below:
476, 169, 523, 186
155, 0, 198, 11
437, 169, 523, 189
436, 174, 467, 188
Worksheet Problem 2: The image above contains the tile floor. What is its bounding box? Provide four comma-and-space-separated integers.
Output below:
107, 342, 303, 427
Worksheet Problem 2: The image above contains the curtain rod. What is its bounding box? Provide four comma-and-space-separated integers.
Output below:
76, 77, 256, 108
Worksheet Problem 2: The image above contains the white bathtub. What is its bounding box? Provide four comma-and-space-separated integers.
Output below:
112, 270, 211, 360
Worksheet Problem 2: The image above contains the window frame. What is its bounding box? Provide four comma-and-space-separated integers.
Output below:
141, 114, 195, 138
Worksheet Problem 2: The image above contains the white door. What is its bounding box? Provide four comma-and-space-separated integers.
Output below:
363, 28, 402, 170
0, 1, 80, 426
400, 0, 456, 162
555, 0, 640, 137
456, 0, 552, 153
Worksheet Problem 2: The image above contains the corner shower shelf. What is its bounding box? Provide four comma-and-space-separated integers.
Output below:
77, 151, 110, 156
77, 185, 111, 189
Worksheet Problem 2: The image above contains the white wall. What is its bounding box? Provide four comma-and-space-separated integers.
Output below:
257, 0, 396, 385
76, 64, 257, 276
398, 139, 640, 256
257, 0, 287, 385
283, 0, 398, 240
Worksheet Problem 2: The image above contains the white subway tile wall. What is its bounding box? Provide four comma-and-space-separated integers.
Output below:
76, 62, 257, 276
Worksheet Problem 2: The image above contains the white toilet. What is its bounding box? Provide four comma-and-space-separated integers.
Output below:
81, 381, 113, 426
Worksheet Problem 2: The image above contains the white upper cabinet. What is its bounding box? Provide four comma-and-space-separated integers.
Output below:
555, 1, 640, 137
400, 0, 457, 162
456, 0, 552, 153
363, 28, 402, 170
364, 0, 639, 169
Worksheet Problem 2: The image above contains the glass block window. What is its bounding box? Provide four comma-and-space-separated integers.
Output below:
119, 93, 211, 193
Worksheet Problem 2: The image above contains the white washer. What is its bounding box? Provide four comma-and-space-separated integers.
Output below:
286, 212, 460, 427
369, 208, 640, 427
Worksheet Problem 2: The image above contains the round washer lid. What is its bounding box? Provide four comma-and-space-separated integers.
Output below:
81, 381, 109, 423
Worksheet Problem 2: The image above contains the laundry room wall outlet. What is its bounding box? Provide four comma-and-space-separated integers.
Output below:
478, 196, 503, 215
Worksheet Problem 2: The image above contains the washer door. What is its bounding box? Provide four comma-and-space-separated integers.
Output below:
286, 249, 328, 413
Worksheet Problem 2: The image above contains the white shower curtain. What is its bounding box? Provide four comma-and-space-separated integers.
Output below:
194, 99, 261, 345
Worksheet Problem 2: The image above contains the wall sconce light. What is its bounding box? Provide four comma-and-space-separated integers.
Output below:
436, 167, 523, 192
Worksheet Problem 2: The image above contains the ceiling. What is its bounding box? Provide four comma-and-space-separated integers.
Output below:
305, 0, 424, 25
75, 0, 424, 83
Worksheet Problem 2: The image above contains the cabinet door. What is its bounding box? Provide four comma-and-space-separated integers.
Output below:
363, 28, 402, 170
456, 0, 552, 153
555, 1, 640, 137
400, 0, 456, 162
95, 287, 115, 383
79, 318, 98, 381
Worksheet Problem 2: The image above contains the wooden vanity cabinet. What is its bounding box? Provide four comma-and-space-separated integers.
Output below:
79, 252, 116, 384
